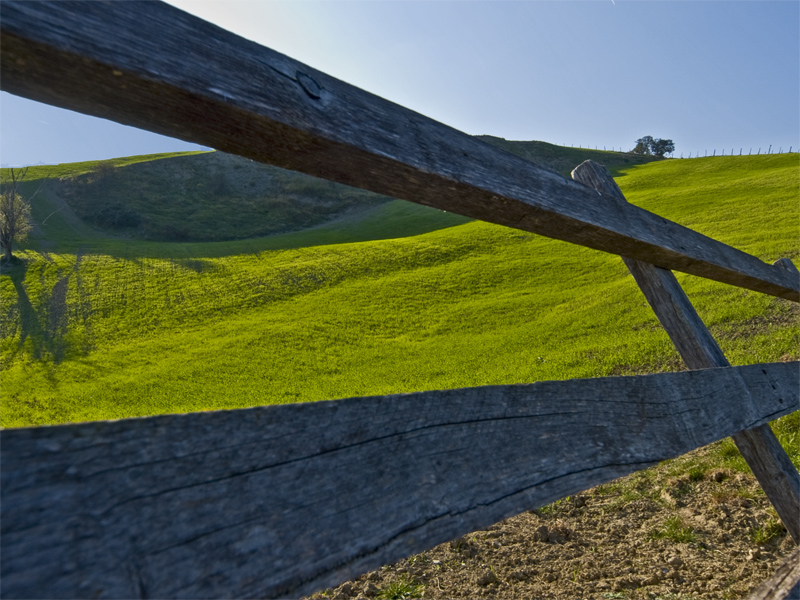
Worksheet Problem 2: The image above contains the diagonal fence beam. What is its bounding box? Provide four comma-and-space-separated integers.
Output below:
572, 160, 800, 543
2, 363, 798, 599
0, 0, 797, 301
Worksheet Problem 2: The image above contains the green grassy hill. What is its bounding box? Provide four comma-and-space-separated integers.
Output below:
22, 151, 406, 242
3, 152, 473, 254
2, 139, 657, 247
477, 135, 658, 176
1, 152, 797, 432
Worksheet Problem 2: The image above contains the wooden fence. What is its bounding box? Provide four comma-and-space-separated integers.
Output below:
1, 2, 799, 598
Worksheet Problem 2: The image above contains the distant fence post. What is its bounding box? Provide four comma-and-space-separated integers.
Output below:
695, 148, 764, 158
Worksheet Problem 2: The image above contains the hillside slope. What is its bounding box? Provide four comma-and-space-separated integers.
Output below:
1, 154, 796, 426
478, 135, 658, 176
52, 151, 399, 241
3, 138, 658, 246
2, 153, 798, 600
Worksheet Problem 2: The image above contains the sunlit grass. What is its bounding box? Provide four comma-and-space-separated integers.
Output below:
650, 515, 697, 544
375, 575, 424, 600
1, 154, 797, 427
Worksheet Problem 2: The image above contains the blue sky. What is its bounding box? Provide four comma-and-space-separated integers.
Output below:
1, 0, 798, 167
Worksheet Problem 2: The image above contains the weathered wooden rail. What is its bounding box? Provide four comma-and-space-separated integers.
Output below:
2, 364, 798, 598
1, 2, 799, 599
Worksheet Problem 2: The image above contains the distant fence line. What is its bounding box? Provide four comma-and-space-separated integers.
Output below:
678, 146, 797, 159
566, 144, 797, 159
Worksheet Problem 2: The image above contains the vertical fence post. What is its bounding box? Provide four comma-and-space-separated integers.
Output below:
572, 161, 800, 544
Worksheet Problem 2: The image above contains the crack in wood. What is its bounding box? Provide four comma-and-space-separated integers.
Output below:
270, 459, 660, 597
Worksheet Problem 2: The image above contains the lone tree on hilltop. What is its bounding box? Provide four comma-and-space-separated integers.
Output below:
651, 138, 675, 157
0, 167, 34, 264
632, 136, 675, 158
633, 136, 655, 155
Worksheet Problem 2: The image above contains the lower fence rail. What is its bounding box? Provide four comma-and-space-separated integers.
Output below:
2, 362, 797, 599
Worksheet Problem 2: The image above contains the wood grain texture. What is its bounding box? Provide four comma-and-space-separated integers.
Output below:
2, 363, 797, 599
743, 546, 800, 600
572, 160, 800, 543
1, 1, 797, 302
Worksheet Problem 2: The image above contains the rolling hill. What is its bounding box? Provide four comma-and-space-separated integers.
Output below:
0, 149, 796, 430
3, 138, 659, 248
2, 145, 799, 600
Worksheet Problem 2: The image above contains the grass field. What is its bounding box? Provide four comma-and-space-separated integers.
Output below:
1, 153, 797, 443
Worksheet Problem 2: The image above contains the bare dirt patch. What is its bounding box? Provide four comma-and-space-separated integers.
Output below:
307, 444, 796, 600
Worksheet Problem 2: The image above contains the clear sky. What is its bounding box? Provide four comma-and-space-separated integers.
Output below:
1, 0, 798, 167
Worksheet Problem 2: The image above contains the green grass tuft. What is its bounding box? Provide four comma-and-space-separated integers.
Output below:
651, 515, 697, 544
687, 465, 706, 482
375, 575, 424, 600
750, 518, 785, 545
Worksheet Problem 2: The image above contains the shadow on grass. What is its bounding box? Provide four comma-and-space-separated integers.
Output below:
22, 179, 474, 261
3, 255, 84, 364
